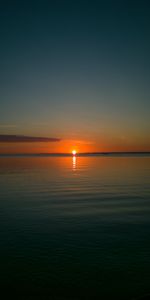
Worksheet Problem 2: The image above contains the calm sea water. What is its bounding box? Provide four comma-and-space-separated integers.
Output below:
0, 155, 150, 299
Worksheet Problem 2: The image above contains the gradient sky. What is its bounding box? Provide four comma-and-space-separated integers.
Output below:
0, 0, 150, 153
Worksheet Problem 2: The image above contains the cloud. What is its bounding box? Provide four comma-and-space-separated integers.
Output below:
65, 139, 94, 145
0, 134, 61, 143
0, 124, 17, 128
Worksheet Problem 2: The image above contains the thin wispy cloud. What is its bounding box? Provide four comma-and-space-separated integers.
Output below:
0, 124, 17, 128
65, 139, 95, 145
0, 135, 61, 143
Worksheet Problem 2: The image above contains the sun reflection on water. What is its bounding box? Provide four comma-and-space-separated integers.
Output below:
72, 155, 76, 170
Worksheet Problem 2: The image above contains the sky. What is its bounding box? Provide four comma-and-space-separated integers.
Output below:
0, 0, 150, 153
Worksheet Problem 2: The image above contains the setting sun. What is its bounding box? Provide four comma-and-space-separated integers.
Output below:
72, 150, 77, 155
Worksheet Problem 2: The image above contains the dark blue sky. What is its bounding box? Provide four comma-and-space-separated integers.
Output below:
0, 0, 150, 152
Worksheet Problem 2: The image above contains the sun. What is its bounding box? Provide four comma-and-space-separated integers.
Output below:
72, 150, 77, 156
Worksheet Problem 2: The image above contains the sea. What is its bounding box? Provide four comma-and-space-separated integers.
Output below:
0, 154, 150, 299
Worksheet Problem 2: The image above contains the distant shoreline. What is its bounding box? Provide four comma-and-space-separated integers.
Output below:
0, 152, 150, 157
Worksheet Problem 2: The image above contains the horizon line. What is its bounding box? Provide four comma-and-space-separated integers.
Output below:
0, 151, 150, 157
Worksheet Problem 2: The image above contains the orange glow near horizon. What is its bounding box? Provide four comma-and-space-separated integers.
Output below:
0, 137, 150, 154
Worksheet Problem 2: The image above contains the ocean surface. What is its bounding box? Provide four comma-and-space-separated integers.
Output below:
0, 155, 150, 299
